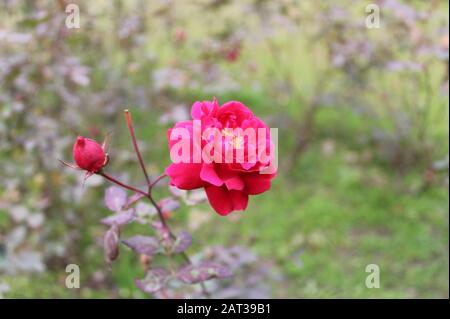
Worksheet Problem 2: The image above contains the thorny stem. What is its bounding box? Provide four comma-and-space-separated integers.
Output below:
148, 185, 211, 297
123, 194, 145, 210
150, 173, 168, 190
61, 114, 209, 297
99, 172, 148, 197
103, 109, 211, 298
147, 175, 212, 297
99, 170, 211, 298
123, 174, 167, 210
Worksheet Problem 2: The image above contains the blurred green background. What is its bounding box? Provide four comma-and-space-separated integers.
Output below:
0, 0, 448, 298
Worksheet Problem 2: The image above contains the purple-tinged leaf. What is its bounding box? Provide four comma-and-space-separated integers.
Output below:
136, 202, 156, 217
104, 224, 120, 264
135, 202, 157, 224
135, 268, 169, 294
151, 221, 171, 242
122, 235, 161, 256
172, 231, 192, 253
159, 197, 180, 213
104, 186, 127, 212
101, 209, 135, 226
177, 262, 232, 284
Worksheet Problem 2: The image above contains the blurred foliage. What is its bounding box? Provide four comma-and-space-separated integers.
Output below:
0, 0, 448, 298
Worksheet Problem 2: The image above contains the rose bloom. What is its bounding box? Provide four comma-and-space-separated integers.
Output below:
165, 98, 277, 215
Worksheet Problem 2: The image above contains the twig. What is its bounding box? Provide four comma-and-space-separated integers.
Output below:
150, 173, 168, 190
123, 109, 211, 299
124, 109, 151, 188
99, 172, 148, 197
98, 170, 210, 297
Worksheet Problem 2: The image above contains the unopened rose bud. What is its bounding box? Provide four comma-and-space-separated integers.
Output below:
73, 136, 108, 172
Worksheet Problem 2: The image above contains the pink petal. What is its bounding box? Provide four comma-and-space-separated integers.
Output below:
241, 162, 256, 170
243, 173, 273, 195
205, 185, 233, 215
167, 121, 193, 150
205, 185, 248, 216
200, 163, 223, 187
224, 175, 244, 190
229, 189, 248, 211
191, 101, 205, 120
165, 163, 204, 190
217, 101, 254, 124
191, 98, 219, 120
216, 166, 245, 190
218, 101, 253, 117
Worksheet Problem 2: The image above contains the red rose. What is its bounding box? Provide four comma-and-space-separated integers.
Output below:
165, 98, 277, 215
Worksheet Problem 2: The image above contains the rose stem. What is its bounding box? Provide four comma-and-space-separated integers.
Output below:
124, 109, 151, 188
123, 174, 167, 209
123, 109, 211, 298
100, 172, 211, 298
149, 173, 167, 189
99, 172, 148, 197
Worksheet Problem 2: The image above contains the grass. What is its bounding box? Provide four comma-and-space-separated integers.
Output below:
4, 79, 448, 299
3, 92, 448, 299
109, 101, 449, 298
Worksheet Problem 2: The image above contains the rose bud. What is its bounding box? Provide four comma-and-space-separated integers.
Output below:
73, 136, 108, 173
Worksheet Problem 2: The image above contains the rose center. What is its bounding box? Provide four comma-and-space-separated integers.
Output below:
221, 129, 244, 149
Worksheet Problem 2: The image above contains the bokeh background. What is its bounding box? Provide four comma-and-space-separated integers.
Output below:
0, 0, 448, 298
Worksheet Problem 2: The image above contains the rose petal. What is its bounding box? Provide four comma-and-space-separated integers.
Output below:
166, 163, 204, 190
229, 189, 249, 211
191, 98, 219, 120
200, 163, 223, 186
205, 185, 248, 215
225, 175, 244, 190
205, 185, 232, 215
216, 167, 245, 190
243, 173, 273, 195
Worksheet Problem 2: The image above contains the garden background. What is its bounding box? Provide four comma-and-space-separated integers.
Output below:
0, 0, 448, 298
